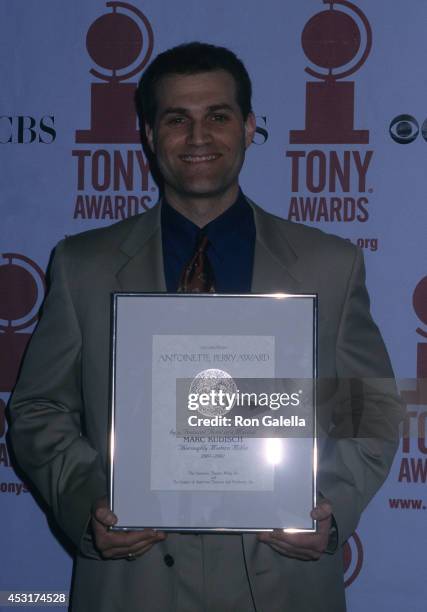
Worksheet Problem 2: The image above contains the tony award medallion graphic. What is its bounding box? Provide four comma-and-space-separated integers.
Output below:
0, 253, 45, 392
76, 1, 154, 144
290, 0, 372, 144
343, 532, 364, 587
401, 276, 427, 406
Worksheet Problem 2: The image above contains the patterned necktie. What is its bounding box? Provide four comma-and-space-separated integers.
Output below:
177, 233, 216, 293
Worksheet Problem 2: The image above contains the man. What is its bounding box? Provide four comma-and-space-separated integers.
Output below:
10, 43, 401, 611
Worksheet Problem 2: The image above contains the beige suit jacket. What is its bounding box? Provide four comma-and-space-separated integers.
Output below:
10, 201, 402, 611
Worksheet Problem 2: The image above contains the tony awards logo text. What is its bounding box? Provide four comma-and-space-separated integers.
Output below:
72, 2, 156, 221
399, 276, 427, 485
286, 0, 375, 226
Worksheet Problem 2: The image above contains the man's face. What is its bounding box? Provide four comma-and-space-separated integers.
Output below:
145, 70, 256, 204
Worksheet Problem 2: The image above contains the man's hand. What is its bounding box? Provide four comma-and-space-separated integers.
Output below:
91, 497, 167, 560
257, 501, 333, 561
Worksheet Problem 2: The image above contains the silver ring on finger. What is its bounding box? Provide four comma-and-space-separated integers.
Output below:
127, 553, 136, 561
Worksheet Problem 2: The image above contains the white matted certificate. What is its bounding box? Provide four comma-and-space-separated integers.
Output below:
109, 293, 317, 533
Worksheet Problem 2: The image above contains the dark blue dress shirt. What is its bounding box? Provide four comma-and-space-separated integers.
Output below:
161, 190, 255, 293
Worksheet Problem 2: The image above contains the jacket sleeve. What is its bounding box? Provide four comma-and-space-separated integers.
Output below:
9, 240, 107, 550
317, 247, 403, 547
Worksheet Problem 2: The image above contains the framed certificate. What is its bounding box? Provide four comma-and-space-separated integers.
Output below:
109, 293, 317, 533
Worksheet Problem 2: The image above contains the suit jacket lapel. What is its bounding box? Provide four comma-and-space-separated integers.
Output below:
249, 200, 301, 294
115, 204, 167, 292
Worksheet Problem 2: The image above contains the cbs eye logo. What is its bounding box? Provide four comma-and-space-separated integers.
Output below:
389, 114, 427, 144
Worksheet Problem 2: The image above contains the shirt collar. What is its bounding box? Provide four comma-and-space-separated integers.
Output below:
161, 189, 254, 256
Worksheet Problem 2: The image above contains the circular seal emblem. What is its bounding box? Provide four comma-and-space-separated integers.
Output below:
189, 369, 237, 417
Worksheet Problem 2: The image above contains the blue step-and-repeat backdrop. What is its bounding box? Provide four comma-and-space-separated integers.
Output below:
1, 1, 426, 610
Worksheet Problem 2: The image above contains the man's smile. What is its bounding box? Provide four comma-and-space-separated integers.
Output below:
179, 154, 222, 163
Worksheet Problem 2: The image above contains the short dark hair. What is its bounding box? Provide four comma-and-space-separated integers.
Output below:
137, 42, 253, 127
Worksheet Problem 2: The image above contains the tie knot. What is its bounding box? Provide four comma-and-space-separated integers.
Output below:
196, 233, 209, 253
177, 232, 216, 293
